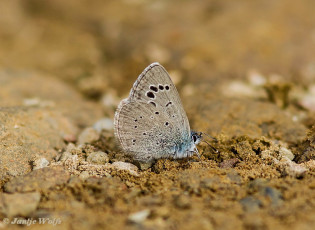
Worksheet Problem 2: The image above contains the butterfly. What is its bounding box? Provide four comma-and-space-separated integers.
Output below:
114, 63, 202, 162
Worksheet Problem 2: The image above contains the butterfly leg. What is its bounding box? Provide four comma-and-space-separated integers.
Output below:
194, 146, 201, 160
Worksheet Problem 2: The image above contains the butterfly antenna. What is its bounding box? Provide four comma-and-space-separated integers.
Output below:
202, 139, 219, 154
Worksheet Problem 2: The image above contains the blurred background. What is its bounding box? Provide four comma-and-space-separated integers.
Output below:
1, 0, 315, 89
1, 0, 315, 125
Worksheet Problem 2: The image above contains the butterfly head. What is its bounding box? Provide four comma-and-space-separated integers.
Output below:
191, 131, 202, 145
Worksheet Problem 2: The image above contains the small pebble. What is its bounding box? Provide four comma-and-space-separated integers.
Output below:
279, 147, 294, 161
298, 87, 315, 111
87, 151, 109, 164
247, 69, 266, 86
78, 127, 100, 145
63, 134, 77, 142
101, 90, 120, 108
224, 81, 258, 98
112, 162, 139, 177
93, 118, 114, 132
283, 159, 307, 178
128, 209, 150, 224
33, 157, 49, 170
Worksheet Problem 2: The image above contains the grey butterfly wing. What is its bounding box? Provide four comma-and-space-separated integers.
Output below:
114, 63, 191, 161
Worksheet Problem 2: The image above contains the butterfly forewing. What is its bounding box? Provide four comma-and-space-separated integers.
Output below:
130, 63, 190, 132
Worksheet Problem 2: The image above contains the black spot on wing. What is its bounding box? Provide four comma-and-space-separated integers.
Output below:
150, 85, 158, 92
166, 101, 172, 107
146, 91, 155, 99
149, 101, 156, 107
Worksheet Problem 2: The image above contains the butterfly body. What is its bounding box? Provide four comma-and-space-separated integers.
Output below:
114, 63, 201, 162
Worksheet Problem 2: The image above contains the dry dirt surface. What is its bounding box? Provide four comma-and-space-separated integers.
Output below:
1, 1, 315, 230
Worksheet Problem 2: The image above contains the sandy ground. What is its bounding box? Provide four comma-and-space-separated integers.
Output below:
1, 0, 315, 229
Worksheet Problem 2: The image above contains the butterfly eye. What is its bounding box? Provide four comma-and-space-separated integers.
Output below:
192, 135, 197, 143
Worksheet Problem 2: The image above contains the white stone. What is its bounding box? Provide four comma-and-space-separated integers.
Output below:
128, 209, 150, 224
33, 157, 49, 170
